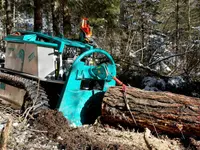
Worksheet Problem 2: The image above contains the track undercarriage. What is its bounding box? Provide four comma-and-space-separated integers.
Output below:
0, 71, 50, 115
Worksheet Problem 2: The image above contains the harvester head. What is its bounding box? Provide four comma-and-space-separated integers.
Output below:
58, 49, 116, 126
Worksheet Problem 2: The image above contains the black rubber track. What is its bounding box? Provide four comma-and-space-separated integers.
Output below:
0, 72, 50, 114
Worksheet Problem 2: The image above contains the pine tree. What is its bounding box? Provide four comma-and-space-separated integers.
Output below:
34, 0, 42, 32
5, 0, 14, 34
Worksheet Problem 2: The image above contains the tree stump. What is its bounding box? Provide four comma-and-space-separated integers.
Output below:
101, 86, 200, 137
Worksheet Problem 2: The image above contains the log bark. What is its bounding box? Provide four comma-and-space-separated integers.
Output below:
101, 86, 200, 137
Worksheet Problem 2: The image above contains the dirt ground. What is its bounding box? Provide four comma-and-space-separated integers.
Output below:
0, 106, 197, 150
33, 109, 190, 150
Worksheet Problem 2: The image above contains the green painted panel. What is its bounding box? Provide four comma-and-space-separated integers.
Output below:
8, 47, 15, 51
28, 52, 35, 62
0, 82, 5, 90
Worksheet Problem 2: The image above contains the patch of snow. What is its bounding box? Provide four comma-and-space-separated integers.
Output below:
13, 122, 19, 127
129, 51, 136, 57
167, 76, 185, 89
160, 62, 171, 73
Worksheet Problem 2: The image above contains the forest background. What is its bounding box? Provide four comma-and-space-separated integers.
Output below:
1, 0, 200, 83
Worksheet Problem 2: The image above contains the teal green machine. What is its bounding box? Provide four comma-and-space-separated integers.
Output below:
3, 31, 116, 126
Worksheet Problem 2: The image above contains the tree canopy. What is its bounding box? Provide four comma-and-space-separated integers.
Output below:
1, 0, 200, 79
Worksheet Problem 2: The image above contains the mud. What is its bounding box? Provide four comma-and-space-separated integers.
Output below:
34, 109, 185, 150
34, 110, 130, 150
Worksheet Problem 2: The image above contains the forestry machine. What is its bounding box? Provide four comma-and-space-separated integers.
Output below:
0, 19, 116, 126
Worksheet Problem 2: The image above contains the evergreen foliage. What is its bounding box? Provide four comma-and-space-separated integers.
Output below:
0, 0, 200, 79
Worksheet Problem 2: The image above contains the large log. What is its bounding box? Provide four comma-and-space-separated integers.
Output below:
101, 86, 200, 137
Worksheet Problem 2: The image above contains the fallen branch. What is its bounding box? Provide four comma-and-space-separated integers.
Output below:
0, 117, 12, 150
144, 128, 158, 150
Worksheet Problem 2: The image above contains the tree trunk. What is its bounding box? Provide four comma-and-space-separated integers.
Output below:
5, 0, 13, 35
51, 0, 60, 36
12, 0, 15, 30
101, 86, 200, 137
119, 0, 127, 29
139, 2, 145, 63
60, 0, 71, 37
34, 0, 42, 32
175, 0, 179, 68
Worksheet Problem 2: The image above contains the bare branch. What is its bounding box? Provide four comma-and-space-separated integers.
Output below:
120, 59, 169, 78
132, 46, 147, 55
149, 49, 195, 67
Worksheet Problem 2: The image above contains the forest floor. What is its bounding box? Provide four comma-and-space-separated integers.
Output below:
0, 105, 196, 150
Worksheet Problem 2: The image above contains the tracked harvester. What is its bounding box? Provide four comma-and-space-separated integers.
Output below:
0, 30, 116, 126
